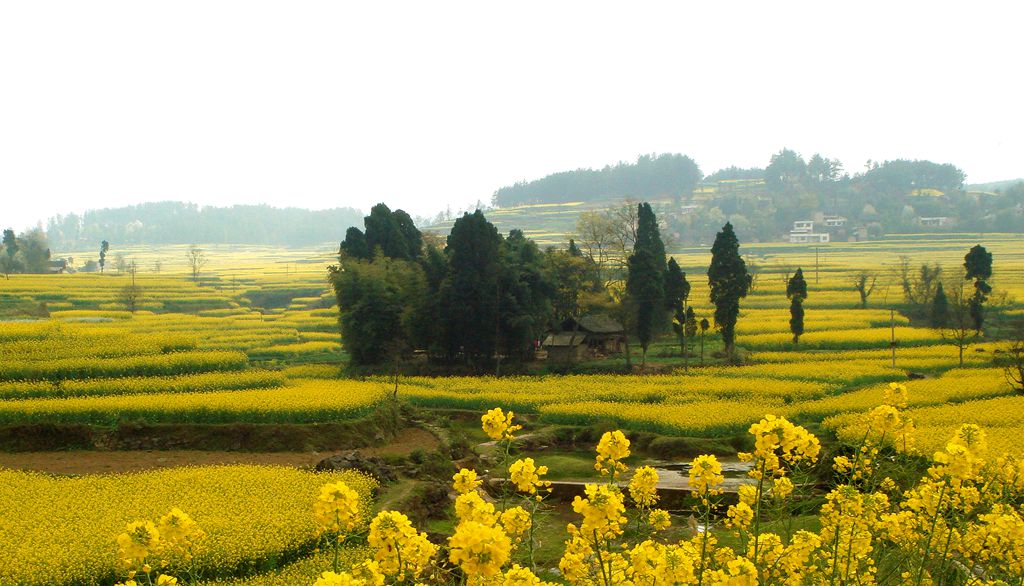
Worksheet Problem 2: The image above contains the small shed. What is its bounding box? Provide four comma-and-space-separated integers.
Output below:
543, 332, 588, 362
560, 314, 625, 354
47, 259, 68, 274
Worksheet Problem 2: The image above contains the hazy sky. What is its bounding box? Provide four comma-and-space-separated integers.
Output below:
2, 1, 1021, 231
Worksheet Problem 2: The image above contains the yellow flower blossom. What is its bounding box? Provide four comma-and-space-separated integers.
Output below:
508, 458, 551, 495
454, 491, 498, 526
595, 430, 630, 476
649, 508, 672, 531
452, 468, 483, 495
689, 455, 725, 498
117, 521, 160, 563
629, 465, 660, 507
314, 481, 362, 536
499, 506, 532, 540
448, 521, 512, 577
725, 502, 753, 531
482, 408, 522, 441
571, 483, 627, 540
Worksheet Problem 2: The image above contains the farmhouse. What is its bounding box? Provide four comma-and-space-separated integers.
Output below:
543, 314, 625, 361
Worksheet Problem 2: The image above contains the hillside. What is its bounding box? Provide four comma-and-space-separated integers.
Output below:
425, 154, 1024, 248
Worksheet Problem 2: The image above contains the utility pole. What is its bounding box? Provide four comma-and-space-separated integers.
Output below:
815, 247, 820, 285
890, 308, 897, 368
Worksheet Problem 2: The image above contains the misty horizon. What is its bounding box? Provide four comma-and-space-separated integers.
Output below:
3, 2, 1022, 232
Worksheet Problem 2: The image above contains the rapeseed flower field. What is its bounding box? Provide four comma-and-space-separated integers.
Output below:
2, 238, 1024, 583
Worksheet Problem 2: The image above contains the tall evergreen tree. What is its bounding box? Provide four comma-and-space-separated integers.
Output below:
664, 258, 690, 312
440, 210, 503, 364
2, 229, 17, 258
340, 227, 370, 259
329, 256, 427, 365
99, 240, 109, 273
497, 230, 555, 363
684, 306, 698, 348
931, 281, 949, 329
392, 209, 423, 260
787, 268, 808, 344
1, 229, 20, 277
707, 222, 751, 355
665, 257, 691, 365
699, 318, 710, 364
964, 244, 993, 333
626, 203, 667, 365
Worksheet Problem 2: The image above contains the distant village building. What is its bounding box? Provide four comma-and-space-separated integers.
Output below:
543, 314, 625, 362
919, 216, 951, 228
823, 215, 847, 228
788, 220, 830, 244
793, 220, 815, 232
46, 259, 69, 274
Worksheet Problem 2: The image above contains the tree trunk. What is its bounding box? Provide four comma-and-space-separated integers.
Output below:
624, 335, 632, 370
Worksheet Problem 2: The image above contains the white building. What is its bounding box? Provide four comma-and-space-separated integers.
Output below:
789, 232, 830, 243
793, 220, 815, 232
789, 219, 830, 243
823, 215, 847, 228
919, 216, 950, 227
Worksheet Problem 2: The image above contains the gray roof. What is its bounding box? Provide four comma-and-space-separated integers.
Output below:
576, 314, 624, 334
544, 333, 587, 347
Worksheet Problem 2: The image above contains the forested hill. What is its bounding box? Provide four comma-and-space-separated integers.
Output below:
46, 202, 363, 248
492, 153, 702, 207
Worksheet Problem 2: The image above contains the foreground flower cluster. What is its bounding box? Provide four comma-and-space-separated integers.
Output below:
111, 385, 1024, 585
114, 508, 205, 586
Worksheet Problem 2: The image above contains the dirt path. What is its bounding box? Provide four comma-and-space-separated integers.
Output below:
0, 427, 438, 475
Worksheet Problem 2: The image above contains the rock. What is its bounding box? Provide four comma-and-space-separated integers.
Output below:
315, 450, 397, 482
453, 456, 478, 471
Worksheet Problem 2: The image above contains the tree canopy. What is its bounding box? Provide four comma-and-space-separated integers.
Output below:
626, 203, 667, 364
46, 202, 364, 248
493, 154, 702, 206
707, 222, 751, 354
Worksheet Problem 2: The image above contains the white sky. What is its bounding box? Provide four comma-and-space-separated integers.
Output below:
1, 1, 1021, 231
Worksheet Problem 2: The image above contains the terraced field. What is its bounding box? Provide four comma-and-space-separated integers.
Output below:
2, 235, 1023, 584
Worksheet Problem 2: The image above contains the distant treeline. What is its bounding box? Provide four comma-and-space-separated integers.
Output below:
492, 150, 1024, 242
46, 202, 364, 249
493, 153, 702, 207
493, 151, 972, 208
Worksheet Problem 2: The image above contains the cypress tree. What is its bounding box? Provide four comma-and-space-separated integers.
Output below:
787, 268, 808, 344
340, 227, 370, 259
440, 210, 502, 364
931, 281, 949, 329
789, 300, 805, 344
392, 209, 423, 260
364, 203, 411, 260
684, 306, 698, 347
664, 258, 690, 311
707, 222, 751, 356
699, 318, 710, 364
626, 203, 667, 365
964, 244, 993, 333
99, 240, 109, 273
